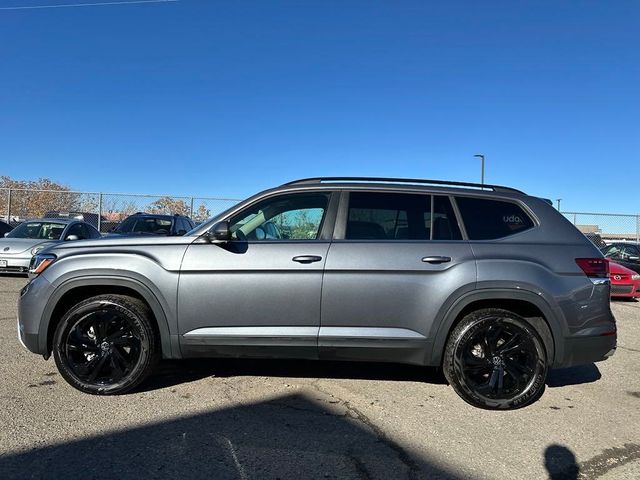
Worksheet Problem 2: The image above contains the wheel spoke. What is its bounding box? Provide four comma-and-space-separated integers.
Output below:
479, 335, 492, 357
497, 366, 504, 394
496, 333, 522, 355
505, 357, 534, 377
504, 364, 524, 387
463, 363, 492, 375
90, 317, 105, 341
463, 351, 487, 366
69, 328, 95, 347
109, 353, 125, 380
90, 354, 110, 382
488, 367, 500, 391
112, 336, 134, 347
111, 347, 130, 373
486, 323, 503, 353
105, 328, 129, 343
67, 343, 99, 354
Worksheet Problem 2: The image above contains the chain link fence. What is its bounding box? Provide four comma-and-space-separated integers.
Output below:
1, 187, 638, 242
562, 212, 640, 243
0, 188, 240, 233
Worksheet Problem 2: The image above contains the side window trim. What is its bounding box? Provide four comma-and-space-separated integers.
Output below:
332, 191, 349, 240
448, 195, 469, 241
318, 191, 340, 241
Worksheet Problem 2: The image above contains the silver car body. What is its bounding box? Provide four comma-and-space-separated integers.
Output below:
17, 180, 616, 369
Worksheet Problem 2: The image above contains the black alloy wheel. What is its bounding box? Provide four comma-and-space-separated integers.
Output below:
53, 295, 158, 394
444, 308, 548, 410
65, 311, 141, 384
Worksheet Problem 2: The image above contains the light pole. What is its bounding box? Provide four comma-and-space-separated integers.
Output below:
474, 154, 485, 185
556, 198, 562, 211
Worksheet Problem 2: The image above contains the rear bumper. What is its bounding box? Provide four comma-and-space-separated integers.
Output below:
559, 333, 617, 368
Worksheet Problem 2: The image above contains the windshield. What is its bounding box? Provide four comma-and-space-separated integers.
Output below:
116, 217, 173, 235
7, 221, 66, 240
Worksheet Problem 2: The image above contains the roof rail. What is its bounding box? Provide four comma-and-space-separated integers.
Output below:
281, 177, 525, 194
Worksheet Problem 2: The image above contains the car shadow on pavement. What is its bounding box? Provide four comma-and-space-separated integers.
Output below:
546, 363, 601, 388
138, 358, 447, 394
0, 393, 462, 480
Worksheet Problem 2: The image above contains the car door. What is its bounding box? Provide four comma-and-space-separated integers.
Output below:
319, 191, 476, 365
178, 191, 338, 359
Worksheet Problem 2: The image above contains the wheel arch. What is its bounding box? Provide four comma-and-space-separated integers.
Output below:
430, 289, 564, 367
40, 276, 179, 360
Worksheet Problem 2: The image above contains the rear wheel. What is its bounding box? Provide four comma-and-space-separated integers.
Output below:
53, 294, 158, 395
443, 308, 548, 410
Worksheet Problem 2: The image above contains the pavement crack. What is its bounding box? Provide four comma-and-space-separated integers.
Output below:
347, 450, 374, 480
309, 380, 421, 480
617, 345, 640, 353
578, 443, 640, 479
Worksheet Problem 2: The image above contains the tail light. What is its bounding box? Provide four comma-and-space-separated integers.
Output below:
575, 258, 609, 278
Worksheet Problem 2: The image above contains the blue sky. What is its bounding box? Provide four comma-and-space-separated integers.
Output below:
1, 0, 638, 212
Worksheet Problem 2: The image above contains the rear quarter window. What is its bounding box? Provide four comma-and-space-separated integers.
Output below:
455, 197, 535, 240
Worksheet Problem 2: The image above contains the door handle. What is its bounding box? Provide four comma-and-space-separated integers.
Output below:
422, 256, 451, 264
292, 255, 323, 264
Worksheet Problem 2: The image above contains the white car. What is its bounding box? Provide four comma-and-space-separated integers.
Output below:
0, 218, 100, 274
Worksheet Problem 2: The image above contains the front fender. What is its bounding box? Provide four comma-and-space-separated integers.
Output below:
38, 275, 180, 359
38, 252, 183, 359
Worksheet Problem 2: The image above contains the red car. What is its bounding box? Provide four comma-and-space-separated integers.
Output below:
609, 260, 640, 298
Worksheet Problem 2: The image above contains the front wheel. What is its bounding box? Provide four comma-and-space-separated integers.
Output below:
443, 308, 548, 410
53, 294, 158, 395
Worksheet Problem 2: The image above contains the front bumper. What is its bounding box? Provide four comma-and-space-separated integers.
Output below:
17, 275, 53, 355
610, 282, 640, 298
0, 255, 30, 274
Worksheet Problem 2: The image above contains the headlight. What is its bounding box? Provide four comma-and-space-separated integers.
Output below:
633, 274, 640, 281
30, 245, 46, 256
29, 254, 56, 276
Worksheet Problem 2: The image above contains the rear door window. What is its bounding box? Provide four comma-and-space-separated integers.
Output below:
455, 197, 535, 240
345, 192, 461, 240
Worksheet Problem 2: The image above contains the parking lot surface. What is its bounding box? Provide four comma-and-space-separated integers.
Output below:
1, 276, 639, 479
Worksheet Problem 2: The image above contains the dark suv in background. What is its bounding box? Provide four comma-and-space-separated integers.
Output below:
110, 213, 195, 236
18, 177, 616, 409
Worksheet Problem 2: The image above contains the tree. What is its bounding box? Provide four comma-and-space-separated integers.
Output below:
147, 196, 191, 216
102, 197, 139, 221
1, 176, 80, 220
193, 203, 211, 223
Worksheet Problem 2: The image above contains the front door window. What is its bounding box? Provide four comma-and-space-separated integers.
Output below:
228, 193, 330, 241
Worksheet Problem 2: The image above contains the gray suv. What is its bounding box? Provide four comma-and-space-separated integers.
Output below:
17, 177, 616, 409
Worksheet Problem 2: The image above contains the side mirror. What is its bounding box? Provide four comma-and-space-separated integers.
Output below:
65, 235, 79, 241
177, 229, 187, 236
3, 233, 8, 238
209, 221, 231, 242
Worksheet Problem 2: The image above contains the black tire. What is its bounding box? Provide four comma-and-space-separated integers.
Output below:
53, 294, 159, 395
443, 308, 548, 410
